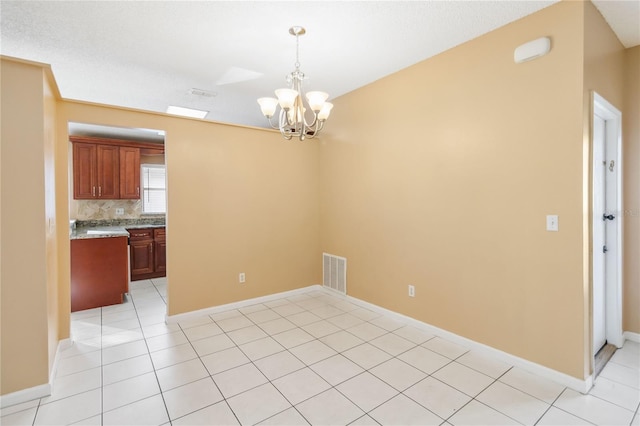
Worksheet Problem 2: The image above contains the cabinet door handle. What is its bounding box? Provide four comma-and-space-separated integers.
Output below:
99, 186, 102, 197
92, 186, 96, 197
137, 187, 140, 196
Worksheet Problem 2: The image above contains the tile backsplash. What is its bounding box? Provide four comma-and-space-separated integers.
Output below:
72, 199, 144, 220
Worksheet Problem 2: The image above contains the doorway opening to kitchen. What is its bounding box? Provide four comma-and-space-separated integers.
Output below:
68, 122, 167, 342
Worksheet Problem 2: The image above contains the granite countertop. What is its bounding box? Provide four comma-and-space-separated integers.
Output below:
70, 218, 166, 240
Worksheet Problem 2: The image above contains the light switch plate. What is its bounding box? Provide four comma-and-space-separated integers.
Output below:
546, 215, 559, 231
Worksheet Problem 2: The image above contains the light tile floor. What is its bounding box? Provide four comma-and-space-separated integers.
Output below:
2, 278, 639, 425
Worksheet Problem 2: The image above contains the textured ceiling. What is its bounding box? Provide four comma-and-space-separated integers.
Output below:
1, 1, 638, 131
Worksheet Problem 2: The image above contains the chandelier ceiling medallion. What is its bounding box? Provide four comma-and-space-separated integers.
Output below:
257, 26, 333, 141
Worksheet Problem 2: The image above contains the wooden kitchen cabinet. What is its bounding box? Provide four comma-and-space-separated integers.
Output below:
129, 227, 166, 281
119, 146, 141, 199
73, 142, 120, 199
154, 228, 166, 274
71, 236, 129, 312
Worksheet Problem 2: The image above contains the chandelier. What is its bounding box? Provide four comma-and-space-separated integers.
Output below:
257, 26, 333, 141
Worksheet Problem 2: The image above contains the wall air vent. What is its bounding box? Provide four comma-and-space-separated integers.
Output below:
323, 253, 347, 295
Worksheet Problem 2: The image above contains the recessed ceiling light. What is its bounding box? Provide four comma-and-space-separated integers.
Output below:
166, 105, 208, 119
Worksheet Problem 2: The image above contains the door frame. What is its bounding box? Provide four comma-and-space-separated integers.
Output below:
591, 91, 624, 361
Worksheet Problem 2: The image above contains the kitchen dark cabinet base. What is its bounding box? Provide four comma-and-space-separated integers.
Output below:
71, 236, 129, 312
128, 227, 166, 281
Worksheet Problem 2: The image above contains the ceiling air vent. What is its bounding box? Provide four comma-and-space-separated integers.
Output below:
188, 88, 217, 98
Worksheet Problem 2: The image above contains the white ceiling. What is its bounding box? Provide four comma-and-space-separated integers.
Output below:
2, 1, 638, 131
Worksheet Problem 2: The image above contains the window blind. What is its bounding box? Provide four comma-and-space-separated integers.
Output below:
141, 164, 166, 213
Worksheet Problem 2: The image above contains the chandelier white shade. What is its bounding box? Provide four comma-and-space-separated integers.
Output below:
257, 26, 333, 140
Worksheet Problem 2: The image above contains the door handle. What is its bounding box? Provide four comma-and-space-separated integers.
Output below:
603, 214, 615, 221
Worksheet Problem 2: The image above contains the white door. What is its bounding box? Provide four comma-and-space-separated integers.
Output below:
593, 114, 607, 354
591, 92, 624, 360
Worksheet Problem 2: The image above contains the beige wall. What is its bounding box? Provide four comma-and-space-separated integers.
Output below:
319, 1, 589, 379
623, 46, 640, 333
1, 59, 53, 395
58, 101, 322, 316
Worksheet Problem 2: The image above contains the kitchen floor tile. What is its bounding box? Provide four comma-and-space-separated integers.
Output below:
346, 322, 388, 341
258, 317, 298, 335
369, 394, 443, 426
227, 383, 292, 425
245, 308, 281, 324
34, 389, 101, 426
271, 303, 305, 317
254, 350, 305, 380
258, 407, 309, 425
589, 376, 640, 411
191, 333, 236, 357
239, 336, 285, 361
102, 371, 160, 412
289, 339, 338, 365
369, 315, 404, 331
163, 377, 224, 420
213, 363, 268, 398
553, 388, 635, 425
149, 343, 198, 369
327, 313, 364, 329
56, 350, 102, 377
145, 330, 188, 352
499, 367, 566, 404
456, 350, 512, 379
272, 327, 315, 349
156, 358, 209, 391
422, 336, 469, 359
369, 357, 426, 391
301, 319, 341, 338
216, 315, 254, 332
600, 361, 640, 389
102, 353, 154, 385
41, 367, 101, 404
102, 394, 169, 426
433, 361, 495, 397
0, 407, 38, 426
404, 376, 472, 420
336, 371, 398, 412
171, 400, 239, 426
393, 325, 435, 344
320, 330, 365, 352
398, 345, 451, 375
201, 346, 250, 375
369, 332, 415, 356
310, 354, 364, 386
476, 380, 549, 425
36, 289, 639, 426
182, 322, 223, 341
272, 367, 331, 405
447, 400, 519, 425
296, 388, 363, 425
227, 325, 268, 345
536, 406, 593, 425
285, 311, 322, 327
102, 339, 148, 365
342, 342, 392, 370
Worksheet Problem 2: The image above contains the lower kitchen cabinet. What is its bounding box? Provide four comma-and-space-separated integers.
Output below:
71, 236, 129, 312
128, 227, 166, 281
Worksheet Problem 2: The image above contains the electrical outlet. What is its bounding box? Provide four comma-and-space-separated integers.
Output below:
115, 208, 125, 215
239, 273, 246, 283
408, 285, 415, 297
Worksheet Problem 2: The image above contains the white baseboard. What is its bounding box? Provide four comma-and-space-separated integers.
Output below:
49, 338, 72, 387
623, 331, 640, 343
0, 382, 50, 409
342, 292, 593, 394
166, 285, 323, 324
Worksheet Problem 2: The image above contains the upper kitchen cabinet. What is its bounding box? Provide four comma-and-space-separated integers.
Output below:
73, 142, 119, 199
71, 136, 164, 200
119, 146, 141, 199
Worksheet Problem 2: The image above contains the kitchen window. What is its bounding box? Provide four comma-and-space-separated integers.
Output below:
141, 164, 166, 214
